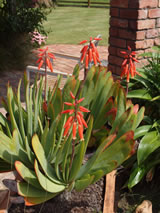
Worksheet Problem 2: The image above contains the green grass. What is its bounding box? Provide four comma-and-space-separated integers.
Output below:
43, 7, 110, 45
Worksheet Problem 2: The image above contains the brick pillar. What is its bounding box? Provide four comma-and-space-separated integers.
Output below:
108, 0, 160, 75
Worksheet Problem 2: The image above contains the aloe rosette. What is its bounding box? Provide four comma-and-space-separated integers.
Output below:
0, 64, 144, 205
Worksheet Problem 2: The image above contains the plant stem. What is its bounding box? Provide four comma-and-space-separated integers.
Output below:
75, 68, 88, 99
69, 139, 75, 171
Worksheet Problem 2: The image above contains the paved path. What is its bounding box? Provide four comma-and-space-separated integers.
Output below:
0, 44, 108, 112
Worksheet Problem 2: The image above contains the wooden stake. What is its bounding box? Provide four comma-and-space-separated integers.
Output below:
103, 170, 116, 213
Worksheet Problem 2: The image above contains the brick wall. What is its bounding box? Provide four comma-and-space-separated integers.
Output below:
108, 0, 160, 75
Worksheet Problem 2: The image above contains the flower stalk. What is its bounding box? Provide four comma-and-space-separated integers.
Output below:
120, 46, 140, 95
62, 92, 90, 170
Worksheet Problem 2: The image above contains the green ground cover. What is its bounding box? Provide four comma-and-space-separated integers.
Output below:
43, 7, 110, 45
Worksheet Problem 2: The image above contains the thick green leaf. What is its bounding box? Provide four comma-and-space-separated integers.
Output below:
134, 125, 152, 140
77, 134, 117, 179
34, 160, 66, 193
138, 131, 160, 165
128, 163, 146, 189
32, 134, 61, 184
15, 161, 41, 189
75, 174, 94, 191
24, 193, 57, 206
17, 182, 52, 198
90, 131, 135, 174
127, 89, 152, 100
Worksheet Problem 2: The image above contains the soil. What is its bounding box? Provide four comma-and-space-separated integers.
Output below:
9, 178, 104, 213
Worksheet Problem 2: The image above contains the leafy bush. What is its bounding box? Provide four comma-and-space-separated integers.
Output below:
0, 0, 50, 34
0, 63, 144, 205
0, 0, 51, 71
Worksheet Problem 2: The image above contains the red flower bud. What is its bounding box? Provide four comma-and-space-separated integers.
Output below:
78, 124, 84, 141
72, 122, 77, 139
79, 106, 90, 112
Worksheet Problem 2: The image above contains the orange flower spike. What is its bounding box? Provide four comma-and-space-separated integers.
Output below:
77, 97, 85, 104
46, 58, 50, 70
48, 52, 56, 60
72, 122, 77, 139
49, 61, 53, 72
79, 106, 90, 113
80, 48, 87, 63
64, 116, 74, 129
80, 116, 88, 128
78, 124, 84, 141
76, 114, 83, 125
36, 57, 42, 64
80, 45, 88, 54
38, 60, 44, 70
85, 54, 89, 69
77, 111, 84, 118
62, 109, 74, 114
95, 47, 100, 59
129, 58, 134, 77
63, 122, 71, 137
122, 59, 127, 67
91, 42, 96, 52
124, 63, 129, 75
92, 52, 97, 66
93, 37, 102, 41
89, 48, 92, 62
64, 102, 73, 106
79, 40, 88, 45
70, 91, 75, 99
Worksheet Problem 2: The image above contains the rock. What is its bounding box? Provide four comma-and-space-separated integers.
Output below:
136, 200, 152, 213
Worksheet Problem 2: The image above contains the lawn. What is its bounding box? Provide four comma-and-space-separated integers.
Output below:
43, 6, 110, 46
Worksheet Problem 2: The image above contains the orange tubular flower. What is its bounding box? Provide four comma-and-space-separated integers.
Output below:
120, 46, 140, 82
36, 47, 56, 72
61, 91, 90, 140
79, 37, 102, 68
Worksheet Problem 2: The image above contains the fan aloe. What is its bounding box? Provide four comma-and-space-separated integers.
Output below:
0, 63, 144, 205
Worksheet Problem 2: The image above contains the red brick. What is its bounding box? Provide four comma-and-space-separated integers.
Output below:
120, 9, 138, 19
115, 66, 121, 75
157, 18, 160, 27
111, 0, 128, 8
110, 8, 119, 17
108, 46, 117, 55
108, 55, 123, 66
139, 0, 158, 9
146, 29, 159, 38
135, 39, 154, 49
119, 9, 148, 20
138, 10, 148, 19
129, 20, 138, 29
108, 64, 116, 73
137, 19, 155, 29
110, 17, 128, 28
118, 29, 136, 40
127, 40, 136, 49
129, 0, 139, 9
136, 31, 146, 40
110, 27, 118, 36
109, 37, 126, 48
148, 9, 160, 18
